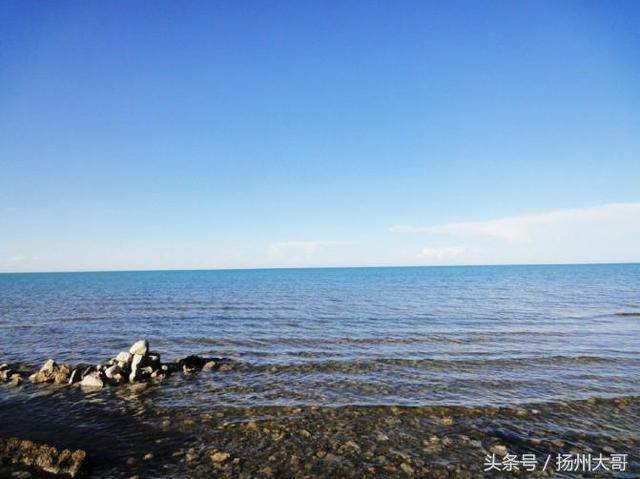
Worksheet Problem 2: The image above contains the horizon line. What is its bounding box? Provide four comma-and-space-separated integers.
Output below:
1, 260, 638, 275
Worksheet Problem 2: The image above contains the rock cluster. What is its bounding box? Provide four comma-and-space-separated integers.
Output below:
0, 364, 22, 387
28, 359, 74, 385
24, 340, 225, 390
0, 437, 86, 478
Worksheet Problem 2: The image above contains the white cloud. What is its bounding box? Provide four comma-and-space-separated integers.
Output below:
0, 254, 39, 265
392, 203, 640, 264
418, 246, 474, 261
392, 203, 640, 243
268, 241, 324, 260
267, 240, 353, 266
6, 255, 26, 263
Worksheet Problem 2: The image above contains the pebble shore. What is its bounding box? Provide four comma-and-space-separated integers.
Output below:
1, 341, 638, 478
157, 396, 639, 478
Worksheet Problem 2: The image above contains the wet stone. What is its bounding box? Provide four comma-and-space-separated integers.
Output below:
129, 339, 149, 356
9, 374, 22, 387
400, 462, 415, 475
0, 437, 86, 478
104, 364, 121, 379
116, 351, 133, 364
489, 444, 508, 456
202, 361, 217, 371
210, 451, 231, 463
79, 372, 104, 389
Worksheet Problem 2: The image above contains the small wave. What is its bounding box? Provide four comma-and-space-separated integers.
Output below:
237, 354, 635, 375
614, 312, 640, 317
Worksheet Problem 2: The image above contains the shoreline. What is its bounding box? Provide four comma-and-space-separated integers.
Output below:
1, 391, 638, 478
1, 340, 639, 477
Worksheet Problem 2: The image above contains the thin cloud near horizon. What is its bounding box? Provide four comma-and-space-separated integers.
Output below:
391, 202, 640, 265
2, 203, 639, 272
390, 202, 640, 240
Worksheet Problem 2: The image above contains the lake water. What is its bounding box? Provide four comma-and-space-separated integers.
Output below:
2, 264, 639, 409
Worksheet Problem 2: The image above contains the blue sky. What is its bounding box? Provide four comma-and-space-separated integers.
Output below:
1, 1, 639, 272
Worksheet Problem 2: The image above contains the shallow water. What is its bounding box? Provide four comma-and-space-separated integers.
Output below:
0, 265, 640, 406
1, 265, 640, 477
1, 264, 639, 409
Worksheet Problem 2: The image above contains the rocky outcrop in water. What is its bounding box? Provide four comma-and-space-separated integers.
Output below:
21, 340, 228, 390
29, 359, 73, 385
0, 363, 23, 387
178, 354, 219, 373
0, 437, 86, 477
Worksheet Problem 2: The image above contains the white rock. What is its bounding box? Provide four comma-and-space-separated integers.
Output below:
129, 357, 144, 383
80, 373, 104, 389
131, 354, 144, 374
105, 365, 121, 379
129, 340, 149, 356
41, 359, 56, 373
116, 351, 133, 363
202, 361, 217, 371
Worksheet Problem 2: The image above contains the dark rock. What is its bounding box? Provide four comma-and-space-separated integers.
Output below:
178, 355, 206, 373
178, 355, 225, 373
110, 372, 126, 385
68, 369, 82, 385
147, 352, 161, 368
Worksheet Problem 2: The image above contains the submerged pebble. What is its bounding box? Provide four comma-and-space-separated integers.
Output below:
210, 451, 231, 463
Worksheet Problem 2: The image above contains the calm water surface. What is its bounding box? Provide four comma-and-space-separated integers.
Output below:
1, 264, 639, 408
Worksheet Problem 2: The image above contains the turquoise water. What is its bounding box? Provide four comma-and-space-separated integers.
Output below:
1, 264, 639, 407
